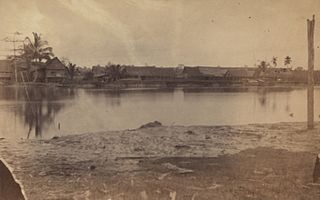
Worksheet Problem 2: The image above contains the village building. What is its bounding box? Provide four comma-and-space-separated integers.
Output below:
0, 60, 13, 82
72, 67, 89, 82
180, 66, 202, 79
122, 66, 175, 80
197, 66, 228, 81
292, 69, 307, 83
92, 65, 107, 80
44, 57, 68, 82
0, 59, 35, 83
225, 68, 256, 81
258, 68, 293, 82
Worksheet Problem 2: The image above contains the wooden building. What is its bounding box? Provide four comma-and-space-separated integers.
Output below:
44, 57, 68, 82
0, 60, 13, 82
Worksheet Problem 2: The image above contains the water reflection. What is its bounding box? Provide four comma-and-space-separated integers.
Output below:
0, 86, 75, 139
0, 86, 318, 139
83, 88, 175, 107
257, 89, 267, 106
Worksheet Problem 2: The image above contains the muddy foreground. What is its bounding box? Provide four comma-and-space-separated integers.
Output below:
1, 122, 320, 199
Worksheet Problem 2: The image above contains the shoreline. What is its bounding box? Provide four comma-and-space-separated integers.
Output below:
1, 122, 320, 199
1, 82, 318, 91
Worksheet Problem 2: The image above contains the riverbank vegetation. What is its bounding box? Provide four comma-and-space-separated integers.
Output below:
0, 32, 319, 89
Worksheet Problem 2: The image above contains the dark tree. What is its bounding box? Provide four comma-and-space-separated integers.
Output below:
284, 56, 292, 67
67, 63, 76, 81
272, 57, 278, 67
23, 32, 54, 82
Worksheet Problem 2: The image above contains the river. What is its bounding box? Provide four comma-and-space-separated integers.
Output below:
0, 86, 319, 139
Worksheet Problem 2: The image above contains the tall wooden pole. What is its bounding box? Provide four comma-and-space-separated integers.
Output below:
307, 15, 315, 129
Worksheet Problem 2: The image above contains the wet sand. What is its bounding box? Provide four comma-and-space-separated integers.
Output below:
1, 122, 320, 199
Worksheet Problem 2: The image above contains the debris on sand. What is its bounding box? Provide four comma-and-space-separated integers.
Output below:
174, 144, 191, 150
162, 163, 193, 174
134, 147, 145, 152
139, 121, 162, 129
158, 172, 171, 180
38, 171, 47, 176
169, 191, 176, 200
140, 190, 148, 200
207, 183, 222, 190
51, 136, 59, 140
185, 130, 195, 135
188, 183, 222, 191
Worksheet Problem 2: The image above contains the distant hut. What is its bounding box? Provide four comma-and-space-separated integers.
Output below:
44, 57, 68, 83
92, 65, 107, 81
0, 60, 13, 82
182, 66, 202, 80
225, 68, 255, 81
122, 66, 175, 80
197, 66, 228, 81
259, 68, 293, 82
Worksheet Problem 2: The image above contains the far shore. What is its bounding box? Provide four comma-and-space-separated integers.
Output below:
1, 81, 319, 92
1, 122, 320, 199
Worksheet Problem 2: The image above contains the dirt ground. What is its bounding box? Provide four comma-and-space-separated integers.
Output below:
1, 122, 320, 199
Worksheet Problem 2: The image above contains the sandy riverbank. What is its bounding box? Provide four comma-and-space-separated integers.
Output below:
1, 122, 320, 199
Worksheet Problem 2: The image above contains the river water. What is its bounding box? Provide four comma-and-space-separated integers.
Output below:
0, 86, 319, 139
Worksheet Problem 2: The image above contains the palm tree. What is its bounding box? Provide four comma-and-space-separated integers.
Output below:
255, 60, 270, 79
272, 57, 277, 67
258, 60, 269, 71
23, 32, 54, 82
284, 56, 292, 68
107, 64, 125, 82
67, 62, 76, 81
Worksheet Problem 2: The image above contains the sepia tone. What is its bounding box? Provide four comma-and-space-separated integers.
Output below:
0, 0, 320, 199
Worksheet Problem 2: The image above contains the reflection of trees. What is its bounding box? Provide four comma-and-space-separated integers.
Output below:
0, 87, 76, 138
25, 87, 76, 138
84, 89, 175, 107
285, 93, 290, 112
257, 88, 267, 106
84, 90, 121, 107
257, 88, 293, 112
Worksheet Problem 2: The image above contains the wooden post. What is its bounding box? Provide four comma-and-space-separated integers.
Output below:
307, 15, 315, 129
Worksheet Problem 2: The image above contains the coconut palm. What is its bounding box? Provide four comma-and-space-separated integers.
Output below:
258, 60, 269, 71
23, 32, 54, 81
255, 60, 270, 79
107, 64, 125, 82
24, 32, 54, 62
272, 57, 278, 67
284, 56, 292, 68
67, 62, 76, 81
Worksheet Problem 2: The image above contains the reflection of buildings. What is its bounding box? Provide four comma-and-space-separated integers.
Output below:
258, 89, 267, 106
84, 89, 121, 106
0, 87, 76, 138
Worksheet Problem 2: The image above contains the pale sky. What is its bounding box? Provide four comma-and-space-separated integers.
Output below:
0, 0, 319, 68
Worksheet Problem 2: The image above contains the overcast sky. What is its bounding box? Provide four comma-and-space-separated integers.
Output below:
0, 0, 319, 68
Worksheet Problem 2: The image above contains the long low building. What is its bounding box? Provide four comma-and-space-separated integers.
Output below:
123, 66, 176, 80
0, 60, 13, 82
90, 64, 320, 84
